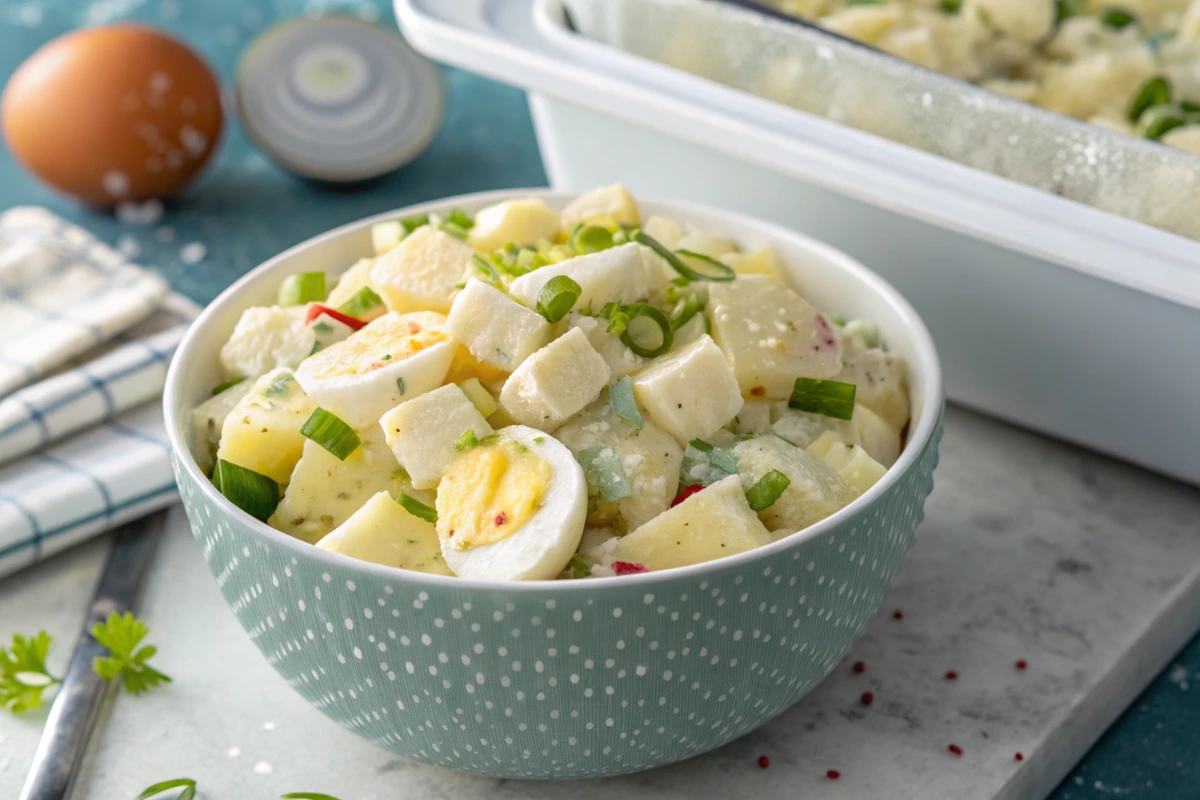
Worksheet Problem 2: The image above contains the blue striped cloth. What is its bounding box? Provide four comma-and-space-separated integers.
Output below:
0, 208, 199, 579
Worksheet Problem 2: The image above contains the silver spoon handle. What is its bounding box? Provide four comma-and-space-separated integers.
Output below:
20, 510, 167, 800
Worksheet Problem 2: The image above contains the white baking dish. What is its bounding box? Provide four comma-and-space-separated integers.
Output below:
394, 0, 1200, 487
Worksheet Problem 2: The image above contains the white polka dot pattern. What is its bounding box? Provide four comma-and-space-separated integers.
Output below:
173, 413, 943, 778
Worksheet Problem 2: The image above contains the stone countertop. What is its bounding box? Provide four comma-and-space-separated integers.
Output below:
0, 1, 1198, 797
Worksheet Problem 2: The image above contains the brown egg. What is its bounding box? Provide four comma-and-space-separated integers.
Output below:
1, 24, 224, 207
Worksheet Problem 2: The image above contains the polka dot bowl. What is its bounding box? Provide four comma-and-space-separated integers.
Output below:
164, 189, 943, 779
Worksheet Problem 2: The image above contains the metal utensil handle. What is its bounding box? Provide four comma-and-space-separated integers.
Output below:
20, 510, 167, 800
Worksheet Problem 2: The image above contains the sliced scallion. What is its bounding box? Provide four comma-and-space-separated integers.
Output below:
632, 231, 735, 282
300, 408, 361, 460
668, 292, 705, 330
401, 213, 430, 234
789, 377, 857, 420
456, 429, 499, 452
278, 272, 326, 306
579, 446, 632, 503
745, 470, 791, 512
445, 208, 475, 231
1141, 104, 1185, 139
608, 376, 643, 429
569, 224, 615, 255
536, 275, 582, 322
680, 440, 738, 487
1097, 5, 1136, 27
619, 303, 673, 358
1129, 76, 1171, 122
336, 286, 383, 320
213, 459, 280, 521
940, 0, 962, 11
211, 377, 245, 396
567, 554, 592, 579
472, 253, 501, 284
398, 492, 437, 523
396, 377, 406, 396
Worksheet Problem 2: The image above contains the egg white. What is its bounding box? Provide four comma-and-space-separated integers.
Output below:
438, 425, 587, 581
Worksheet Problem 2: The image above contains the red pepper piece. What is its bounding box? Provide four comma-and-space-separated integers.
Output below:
612, 561, 647, 575
306, 303, 367, 331
671, 483, 704, 507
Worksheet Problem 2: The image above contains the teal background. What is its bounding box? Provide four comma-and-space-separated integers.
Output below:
0, 0, 1194, 794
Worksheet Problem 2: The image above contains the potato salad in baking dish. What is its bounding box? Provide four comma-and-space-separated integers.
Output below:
193, 186, 910, 581
768, 0, 1200, 153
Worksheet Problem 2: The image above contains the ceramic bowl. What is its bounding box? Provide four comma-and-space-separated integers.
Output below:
164, 189, 943, 779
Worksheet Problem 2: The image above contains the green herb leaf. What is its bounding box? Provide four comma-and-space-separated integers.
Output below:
396, 377, 406, 396
211, 377, 245, 396
137, 778, 197, 800
91, 612, 170, 695
0, 631, 60, 714
536, 275, 582, 322
567, 554, 592, 579
789, 378, 857, 420
1097, 5, 1136, 27
456, 429, 480, 452
264, 372, 294, 396
608, 377, 643, 429
398, 492, 437, 524
1130, 76, 1172, 122
618, 303, 673, 358
579, 446, 632, 503
300, 408, 361, 461
633, 231, 735, 282
335, 286, 383, 320
569, 223, 616, 254
745, 470, 791, 512
213, 459, 281, 521
277, 271, 326, 306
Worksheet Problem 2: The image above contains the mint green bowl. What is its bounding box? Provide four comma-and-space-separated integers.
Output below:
164, 189, 942, 779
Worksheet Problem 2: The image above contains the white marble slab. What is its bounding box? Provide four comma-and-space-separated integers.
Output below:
2, 406, 1199, 799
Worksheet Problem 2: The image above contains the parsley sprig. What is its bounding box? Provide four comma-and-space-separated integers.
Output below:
137, 778, 197, 800
0, 631, 60, 713
92, 612, 171, 694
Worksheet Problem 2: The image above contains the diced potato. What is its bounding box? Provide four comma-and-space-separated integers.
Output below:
326, 258, 377, 308
805, 430, 843, 460
840, 319, 881, 350
707, 275, 843, 399
507, 243, 650, 313
555, 394, 684, 531
380, 384, 493, 490
561, 184, 640, 230
837, 346, 911, 430
733, 398, 776, 435
965, 0, 1052, 43
372, 222, 404, 256
670, 311, 709, 350
216, 369, 317, 485
446, 278, 552, 372
458, 377, 498, 418
316, 492, 453, 576
602, 475, 771, 570
368, 226, 473, 314
724, 247, 785, 280
218, 305, 315, 380
191, 380, 253, 473
579, 526, 619, 554
809, 439, 887, 494
269, 426, 429, 544
676, 230, 738, 259
641, 216, 682, 249
467, 198, 561, 253
630, 335, 743, 446
498, 328, 610, 432
772, 402, 901, 467
733, 435, 859, 532
567, 312, 643, 381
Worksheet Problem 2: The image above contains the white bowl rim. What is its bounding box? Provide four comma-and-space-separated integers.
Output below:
164, 187, 943, 591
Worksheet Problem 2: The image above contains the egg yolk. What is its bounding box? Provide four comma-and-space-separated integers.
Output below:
436, 440, 552, 551
312, 313, 449, 378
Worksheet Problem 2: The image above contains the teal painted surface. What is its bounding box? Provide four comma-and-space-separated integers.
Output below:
0, 0, 1196, 793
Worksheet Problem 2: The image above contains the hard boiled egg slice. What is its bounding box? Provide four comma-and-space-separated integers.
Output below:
294, 311, 455, 429
435, 425, 586, 581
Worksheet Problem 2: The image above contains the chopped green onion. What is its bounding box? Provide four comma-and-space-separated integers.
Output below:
213, 459, 280, 521
940, 0, 962, 11
745, 470, 791, 512
263, 372, 293, 396
1183, 99, 1200, 113
569, 224, 615, 254
280, 794, 345, 800
277, 272, 326, 306
828, 314, 846, 327
211, 377, 245, 396
445, 208, 475, 231
1148, 31, 1175, 50
633, 231, 735, 282
689, 438, 713, 452
533, 436, 545, 444
401, 213, 430, 234
1141, 104, 1186, 139
137, 778, 197, 800
619, 303, 673, 358
1097, 5, 1136, 27
1129, 76, 1171, 121
789, 377, 857, 420
1054, 0, 1085, 23
300, 408, 361, 460
336, 286, 383, 319
567, 554, 592, 579
608, 376, 643, 429
680, 440, 738, 487
536, 275, 582, 322
381, 354, 392, 361
471, 253, 501, 284
668, 292, 705, 330
454, 281, 467, 290
441, 223, 469, 240
455, 429, 499, 451
397, 493, 437, 524
847, 0, 884, 5
579, 446, 632, 503
396, 377, 406, 396
392, 465, 411, 481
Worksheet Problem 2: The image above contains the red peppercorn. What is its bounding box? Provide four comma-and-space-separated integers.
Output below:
852, 661, 866, 674
892, 609, 904, 620
1016, 659, 1028, 670
758, 755, 770, 768
945, 670, 958, 681
494, 512, 506, 526
612, 561, 648, 575
671, 483, 704, 507
1014, 752, 1024, 762
826, 770, 840, 780
860, 692, 874, 706
948, 744, 963, 756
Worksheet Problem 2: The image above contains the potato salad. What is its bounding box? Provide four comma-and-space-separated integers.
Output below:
193, 186, 910, 581
768, 0, 1200, 153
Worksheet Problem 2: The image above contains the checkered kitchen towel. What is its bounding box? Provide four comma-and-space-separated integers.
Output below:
0, 207, 199, 579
